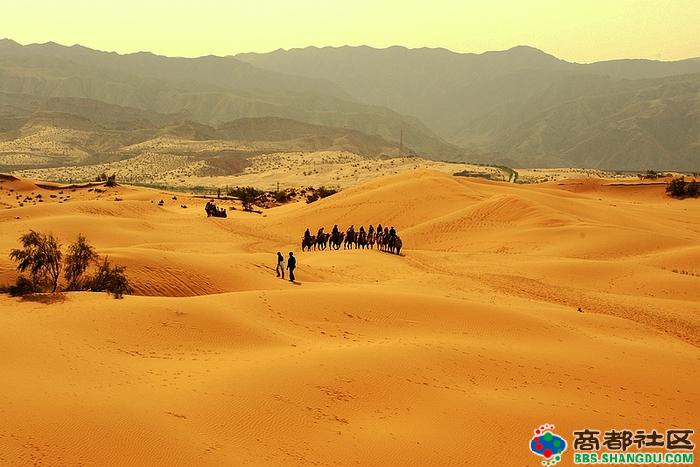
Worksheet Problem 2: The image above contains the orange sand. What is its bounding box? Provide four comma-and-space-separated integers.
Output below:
0, 170, 698, 466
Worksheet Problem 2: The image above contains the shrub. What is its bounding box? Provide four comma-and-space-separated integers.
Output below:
9, 230, 63, 293
274, 190, 292, 203
316, 186, 338, 199
105, 174, 117, 187
666, 177, 687, 197
7, 276, 41, 297
228, 186, 262, 211
306, 186, 338, 203
7, 231, 131, 298
666, 177, 699, 198
64, 234, 98, 290
88, 257, 132, 298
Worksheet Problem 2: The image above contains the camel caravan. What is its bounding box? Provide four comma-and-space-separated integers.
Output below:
302, 224, 403, 255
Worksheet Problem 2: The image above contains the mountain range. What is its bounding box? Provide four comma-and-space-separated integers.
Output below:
1, 38, 699, 170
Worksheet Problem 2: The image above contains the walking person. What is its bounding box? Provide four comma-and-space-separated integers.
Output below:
276, 251, 285, 279
287, 251, 297, 282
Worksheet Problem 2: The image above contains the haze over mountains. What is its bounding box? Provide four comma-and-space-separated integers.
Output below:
1, 38, 699, 171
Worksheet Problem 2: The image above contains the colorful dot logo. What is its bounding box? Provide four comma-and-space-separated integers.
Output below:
529, 424, 567, 466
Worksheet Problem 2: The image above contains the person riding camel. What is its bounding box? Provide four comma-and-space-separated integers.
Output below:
389, 226, 396, 238
332, 224, 339, 235
304, 228, 311, 241
347, 224, 355, 235
368, 224, 375, 236
317, 226, 325, 239
377, 224, 383, 235
359, 226, 365, 234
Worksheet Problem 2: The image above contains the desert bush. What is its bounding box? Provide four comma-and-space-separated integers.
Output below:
666, 177, 687, 197
228, 186, 262, 211
306, 186, 338, 203
7, 276, 41, 297
88, 257, 132, 299
316, 186, 338, 199
64, 234, 98, 290
274, 190, 292, 203
666, 177, 699, 198
7, 231, 131, 298
9, 230, 63, 293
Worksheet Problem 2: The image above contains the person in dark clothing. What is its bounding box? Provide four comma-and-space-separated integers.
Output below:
389, 226, 396, 238
377, 224, 383, 235
332, 224, 339, 236
368, 224, 374, 237
304, 228, 311, 240
287, 252, 296, 282
276, 251, 284, 278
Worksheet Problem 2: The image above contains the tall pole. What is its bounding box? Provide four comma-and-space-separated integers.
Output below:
399, 128, 403, 156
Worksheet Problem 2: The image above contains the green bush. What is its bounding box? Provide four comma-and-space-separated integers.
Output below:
228, 186, 263, 211
64, 234, 98, 291
7, 231, 131, 298
9, 230, 63, 293
88, 257, 132, 299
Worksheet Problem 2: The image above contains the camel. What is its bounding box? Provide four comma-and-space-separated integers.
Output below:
316, 232, 330, 251
344, 230, 355, 249
330, 231, 344, 250
301, 234, 316, 252
367, 231, 376, 249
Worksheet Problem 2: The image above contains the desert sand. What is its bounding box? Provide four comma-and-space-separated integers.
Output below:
0, 170, 698, 466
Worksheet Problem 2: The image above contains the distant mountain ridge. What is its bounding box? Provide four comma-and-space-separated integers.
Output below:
238, 44, 700, 170
0, 38, 457, 159
1, 38, 699, 170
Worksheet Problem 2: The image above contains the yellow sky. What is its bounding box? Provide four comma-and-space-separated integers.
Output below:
2, 0, 698, 62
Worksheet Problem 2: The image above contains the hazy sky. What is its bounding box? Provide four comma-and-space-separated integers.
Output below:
2, 0, 698, 62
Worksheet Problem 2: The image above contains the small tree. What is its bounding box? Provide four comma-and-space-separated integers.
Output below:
686, 179, 699, 198
89, 257, 132, 298
229, 186, 262, 211
64, 234, 98, 290
9, 230, 63, 293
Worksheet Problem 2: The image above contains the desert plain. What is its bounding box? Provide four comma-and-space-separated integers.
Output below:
0, 168, 698, 466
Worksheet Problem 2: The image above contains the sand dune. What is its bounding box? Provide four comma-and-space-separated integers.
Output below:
0, 170, 698, 466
